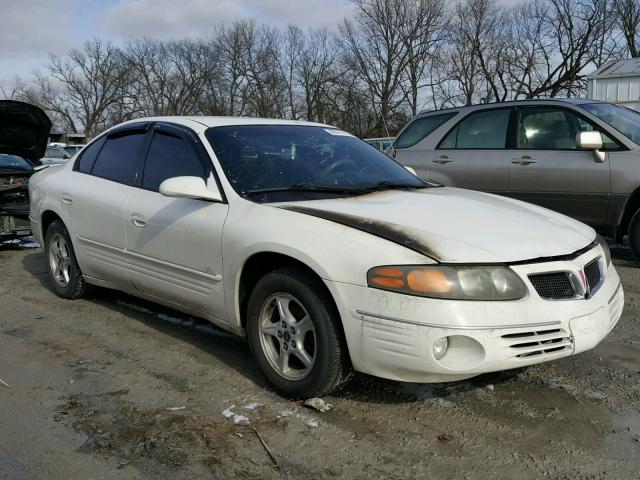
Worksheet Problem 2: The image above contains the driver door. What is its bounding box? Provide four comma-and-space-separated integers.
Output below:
125, 123, 229, 322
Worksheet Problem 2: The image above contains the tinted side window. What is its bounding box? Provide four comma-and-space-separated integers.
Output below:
76, 138, 105, 173
455, 109, 510, 149
91, 131, 146, 184
517, 108, 576, 149
395, 113, 457, 149
46, 147, 68, 159
142, 131, 206, 191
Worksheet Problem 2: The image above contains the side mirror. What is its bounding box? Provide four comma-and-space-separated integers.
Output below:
404, 166, 418, 176
159, 176, 223, 202
576, 131, 605, 163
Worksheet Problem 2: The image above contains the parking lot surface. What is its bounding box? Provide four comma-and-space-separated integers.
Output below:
0, 241, 639, 479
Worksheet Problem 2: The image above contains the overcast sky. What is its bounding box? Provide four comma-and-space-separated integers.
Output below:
0, 0, 356, 80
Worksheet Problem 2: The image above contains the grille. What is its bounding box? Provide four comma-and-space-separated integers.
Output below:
584, 258, 601, 291
528, 272, 575, 299
502, 328, 572, 358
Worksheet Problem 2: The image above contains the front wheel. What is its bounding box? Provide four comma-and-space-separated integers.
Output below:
45, 220, 89, 299
247, 267, 352, 398
629, 209, 640, 260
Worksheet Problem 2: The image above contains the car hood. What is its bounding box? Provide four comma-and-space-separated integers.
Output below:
274, 187, 596, 263
0, 100, 52, 162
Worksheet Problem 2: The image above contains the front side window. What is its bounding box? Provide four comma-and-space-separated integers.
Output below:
91, 130, 146, 184
45, 147, 69, 159
439, 109, 511, 149
581, 102, 640, 145
517, 107, 620, 150
395, 113, 457, 149
205, 125, 425, 201
142, 131, 207, 191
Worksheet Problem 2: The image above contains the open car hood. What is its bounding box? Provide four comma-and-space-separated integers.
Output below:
0, 100, 52, 162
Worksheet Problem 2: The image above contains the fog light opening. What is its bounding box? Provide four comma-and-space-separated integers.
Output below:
433, 336, 449, 360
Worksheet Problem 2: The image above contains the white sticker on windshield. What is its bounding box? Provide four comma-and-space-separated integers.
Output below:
324, 128, 354, 137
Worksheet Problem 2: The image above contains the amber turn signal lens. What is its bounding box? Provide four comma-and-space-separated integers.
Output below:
370, 276, 405, 288
373, 267, 404, 278
407, 269, 451, 293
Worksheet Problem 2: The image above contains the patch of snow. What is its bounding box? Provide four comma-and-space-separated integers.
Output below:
306, 418, 319, 428
243, 402, 260, 410
222, 405, 250, 425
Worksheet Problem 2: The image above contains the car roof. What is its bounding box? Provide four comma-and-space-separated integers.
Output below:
419, 98, 606, 115
115, 116, 332, 131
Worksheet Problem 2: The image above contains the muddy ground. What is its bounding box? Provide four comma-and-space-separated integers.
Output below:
0, 240, 639, 480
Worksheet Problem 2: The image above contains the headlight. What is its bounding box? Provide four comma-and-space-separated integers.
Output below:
367, 265, 527, 300
595, 234, 611, 266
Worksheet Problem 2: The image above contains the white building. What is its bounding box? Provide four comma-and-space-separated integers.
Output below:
587, 58, 640, 111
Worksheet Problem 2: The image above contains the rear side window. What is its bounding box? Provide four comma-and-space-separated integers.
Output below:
439, 109, 511, 149
395, 113, 457, 149
45, 147, 69, 159
142, 131, 207, 191
76, 138, 104, 173
91, 130, 146, 184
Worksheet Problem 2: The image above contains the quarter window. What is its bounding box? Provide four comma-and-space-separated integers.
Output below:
142, 131, 206, 191
394, 113, 457, 149
91, 130, 146, 184
439, 109, 511, 149
76, 137, 104, 174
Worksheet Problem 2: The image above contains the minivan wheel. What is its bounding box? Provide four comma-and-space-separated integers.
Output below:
44, 220, 89, 299
629, 209, 640, 260
247, 267, 352, 398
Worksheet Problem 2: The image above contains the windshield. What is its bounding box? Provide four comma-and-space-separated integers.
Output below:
0, 154, 32, 171
581, 103, 640, 144
205, 125, 426, 200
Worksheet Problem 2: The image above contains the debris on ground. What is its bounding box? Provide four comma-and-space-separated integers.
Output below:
306, 418, 319, 428
166, 406, 186, 411
222, 405, 250, 425
0, 377, 9, 388
252, 426, 280, 469
302, 397, 334, 412
437, 433, 454, 442
242, 402, 260, 410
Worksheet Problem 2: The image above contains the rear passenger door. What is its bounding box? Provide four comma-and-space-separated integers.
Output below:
505, 106, 613, 229
125, 123, 229, 322
431, 108, 511, 194
392, 112, 457, 178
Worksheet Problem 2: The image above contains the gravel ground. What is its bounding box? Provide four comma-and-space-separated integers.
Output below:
0, 239, 638, 479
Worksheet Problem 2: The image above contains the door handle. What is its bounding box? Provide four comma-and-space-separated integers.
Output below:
130, 214, 147, 228
433, 156, 453, 165
511, 156, 537, 166
61, 193, 73, 205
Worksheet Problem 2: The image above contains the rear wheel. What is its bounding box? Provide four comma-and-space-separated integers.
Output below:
629, 209, 640, 260
247, 267, 352, 398
45, 220, 89, 299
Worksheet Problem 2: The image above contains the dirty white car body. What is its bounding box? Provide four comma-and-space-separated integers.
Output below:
29, 117, 624, 397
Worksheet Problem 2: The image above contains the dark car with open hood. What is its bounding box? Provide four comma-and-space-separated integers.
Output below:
0, 100, 51, 241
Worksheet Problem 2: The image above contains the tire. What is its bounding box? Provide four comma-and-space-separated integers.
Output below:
44, 219, 89, 299
247, 267, 352, 398
629, 209, 640, 260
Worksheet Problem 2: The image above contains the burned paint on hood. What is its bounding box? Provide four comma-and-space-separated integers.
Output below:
279, 205, 442, 260
272, 188, 596, 264
0, 100, 52, 162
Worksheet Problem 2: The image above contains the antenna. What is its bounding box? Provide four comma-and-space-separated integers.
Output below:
380, 112, 395, 158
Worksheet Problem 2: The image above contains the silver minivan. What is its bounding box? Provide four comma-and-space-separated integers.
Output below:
392, 99, 640, 258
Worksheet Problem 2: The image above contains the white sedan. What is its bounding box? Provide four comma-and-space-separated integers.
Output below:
29, 117, 623, 397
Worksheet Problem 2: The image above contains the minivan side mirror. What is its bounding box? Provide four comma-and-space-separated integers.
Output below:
576, 131, 605, 163
159, 176, 223, 202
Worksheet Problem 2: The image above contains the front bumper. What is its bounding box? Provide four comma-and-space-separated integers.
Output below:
326, 246, 623, 383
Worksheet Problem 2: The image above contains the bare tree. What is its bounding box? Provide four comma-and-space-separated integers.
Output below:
614, 0, 640, 56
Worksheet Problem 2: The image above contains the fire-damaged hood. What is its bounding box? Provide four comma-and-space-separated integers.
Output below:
276, 187, 596, 263
0, 100, 52, 162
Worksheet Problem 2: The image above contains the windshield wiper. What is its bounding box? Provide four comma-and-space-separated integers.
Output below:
359, 181, 427, 192
245, 183, 366, 195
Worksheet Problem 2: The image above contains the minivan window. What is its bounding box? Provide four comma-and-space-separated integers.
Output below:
91, 131, 146, 184
394, 113, 457, 149
142, 131, 206, 191
439, 109, 511, 149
